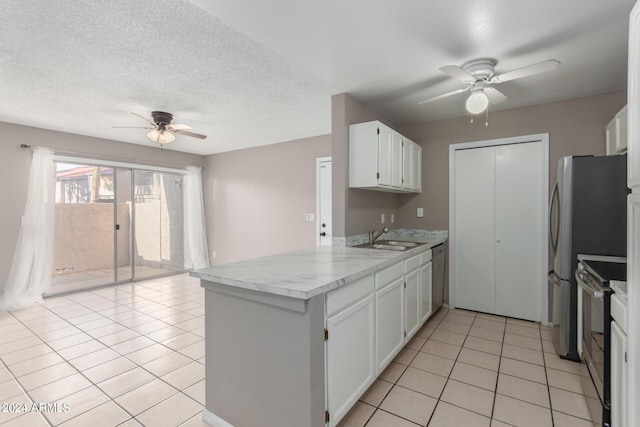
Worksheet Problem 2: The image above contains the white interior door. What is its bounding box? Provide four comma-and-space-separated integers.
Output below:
318, 158, 332, 246
494, 142, 543, 321
453, 139, 545, 321
454, 146, 496, 314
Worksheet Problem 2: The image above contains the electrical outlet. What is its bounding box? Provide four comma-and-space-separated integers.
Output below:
305, 213, 315, 221
381, 213, 385, 224
417, 208, 424, 218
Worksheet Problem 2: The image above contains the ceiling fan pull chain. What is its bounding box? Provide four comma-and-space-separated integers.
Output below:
470, 114, 474, 124
485, 106, 489, 127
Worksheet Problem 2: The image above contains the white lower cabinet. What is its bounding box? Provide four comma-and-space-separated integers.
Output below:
611, 288, 629, 427
420, 261, 433, 324
611, 319, 628, 427
325, 249, 436, 426
404, 268, 420, 340
375, 276, 404, 374
326, 293, 375, 426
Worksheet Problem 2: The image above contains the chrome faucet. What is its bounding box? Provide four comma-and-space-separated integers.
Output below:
369, 227, 389, 244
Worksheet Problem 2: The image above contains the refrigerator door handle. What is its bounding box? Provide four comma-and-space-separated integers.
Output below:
549, 182, 560, 252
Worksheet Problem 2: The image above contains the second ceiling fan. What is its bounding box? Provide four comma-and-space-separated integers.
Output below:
418, 58, 561, 114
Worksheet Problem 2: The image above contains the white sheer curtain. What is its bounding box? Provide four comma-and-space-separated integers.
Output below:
184, 166, 210, 269
0, 147, 55, 311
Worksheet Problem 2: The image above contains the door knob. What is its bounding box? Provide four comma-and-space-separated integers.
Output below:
320, 232, 326, 237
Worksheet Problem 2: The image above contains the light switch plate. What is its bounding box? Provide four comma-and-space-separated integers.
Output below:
305, 213, 315, 221
417, 208, 424, 218
391, 214, 395, 223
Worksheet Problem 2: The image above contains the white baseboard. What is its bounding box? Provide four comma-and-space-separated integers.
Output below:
202, 409, 234, 427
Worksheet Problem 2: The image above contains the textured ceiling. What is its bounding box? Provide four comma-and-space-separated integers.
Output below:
0, 0, 635, 155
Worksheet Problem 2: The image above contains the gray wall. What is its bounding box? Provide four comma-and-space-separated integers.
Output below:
331, 93, 400, 237
203, 134, 330, 265
397, 91, 627, 230
0, 121, 203, 295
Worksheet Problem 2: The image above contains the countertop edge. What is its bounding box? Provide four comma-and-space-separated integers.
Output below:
191, 237, 447, 300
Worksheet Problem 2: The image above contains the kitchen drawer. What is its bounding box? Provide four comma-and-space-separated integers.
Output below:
611, 293, 628, 334
326, 274, 374, 317
375, 262, 404, 290
405, 254, 421, 273
420, 249, 432, 265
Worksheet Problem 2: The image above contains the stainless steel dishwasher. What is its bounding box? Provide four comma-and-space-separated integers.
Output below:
431, 243, 446, 313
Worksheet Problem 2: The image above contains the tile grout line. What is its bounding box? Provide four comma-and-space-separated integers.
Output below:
3, 276, 205, 426
0, 356, 53, 427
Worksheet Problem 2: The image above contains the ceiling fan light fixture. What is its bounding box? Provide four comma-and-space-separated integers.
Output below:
466, 91, 489, 114
147, 129, 175, 144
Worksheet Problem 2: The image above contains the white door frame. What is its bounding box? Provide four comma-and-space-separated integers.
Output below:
448, 133, 550, 324
316, 156, 332, 246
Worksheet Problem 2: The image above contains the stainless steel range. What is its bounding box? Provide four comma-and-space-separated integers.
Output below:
576, 255, 627, 427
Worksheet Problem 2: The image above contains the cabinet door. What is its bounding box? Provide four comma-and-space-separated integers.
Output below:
607, 118, 617, 155
378, 125, 393, 186
413, 144, 422, 192
402, 139, 413, 190
391, 131, 403, 188
402, 139, 421, 192
420, 262, 433, 324
611, 320, 628, 427
375, 277, 404, 373
405, 268, 420, 339
326, 294, 375, 426
617, 107, 628, 153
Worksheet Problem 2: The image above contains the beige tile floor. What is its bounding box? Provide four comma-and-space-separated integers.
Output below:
1, 274, 592, 427
0, 274, 206, 427
338, 308, 594, 427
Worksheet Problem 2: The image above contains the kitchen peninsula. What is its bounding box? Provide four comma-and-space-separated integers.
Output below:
190, 231, 447, 427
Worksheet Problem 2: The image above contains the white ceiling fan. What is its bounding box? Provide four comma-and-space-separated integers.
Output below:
114, 111, 207, 145
418, 58, 561, 114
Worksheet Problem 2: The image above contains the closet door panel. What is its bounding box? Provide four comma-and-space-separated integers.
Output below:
454, 147, 495, 314
494, 142, 543, 321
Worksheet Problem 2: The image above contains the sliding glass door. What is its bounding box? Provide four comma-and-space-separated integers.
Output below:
49, 162, 185, 295
133, 171, 185, 279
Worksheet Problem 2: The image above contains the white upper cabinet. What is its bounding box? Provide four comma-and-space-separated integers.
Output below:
402, 138, 422, 192
606, 105, 628, 155
349, 121, 422, 193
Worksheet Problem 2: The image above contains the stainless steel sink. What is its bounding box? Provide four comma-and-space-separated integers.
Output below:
355, 240, 424, 251
377, 240, 422, 248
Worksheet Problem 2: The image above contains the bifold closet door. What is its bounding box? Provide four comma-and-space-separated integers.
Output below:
494, 142, 543, 321
454, 146, 496, 314
454, 141, 543, 321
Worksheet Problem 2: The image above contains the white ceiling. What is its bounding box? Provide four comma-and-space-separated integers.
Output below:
0, 0, 634, 155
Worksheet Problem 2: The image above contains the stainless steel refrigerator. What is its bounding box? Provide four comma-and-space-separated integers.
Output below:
548, 154, 627, 361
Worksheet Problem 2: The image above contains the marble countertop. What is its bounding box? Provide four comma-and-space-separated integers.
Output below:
191, 233, 447, 300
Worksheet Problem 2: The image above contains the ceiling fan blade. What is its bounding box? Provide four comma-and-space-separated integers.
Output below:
417, 86, 469, 105
439, 65, 475, 82
112, 126, 154, 129
484, 87, 508, 104
172, 129, 207, 139
132, 112, 157, 126
490, 59, 560, 84
167, 123, 192, 131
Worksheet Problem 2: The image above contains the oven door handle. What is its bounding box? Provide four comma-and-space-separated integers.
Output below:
575, 273, 610, 299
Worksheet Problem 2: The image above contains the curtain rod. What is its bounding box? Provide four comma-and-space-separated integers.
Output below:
18, 144, 190, 170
